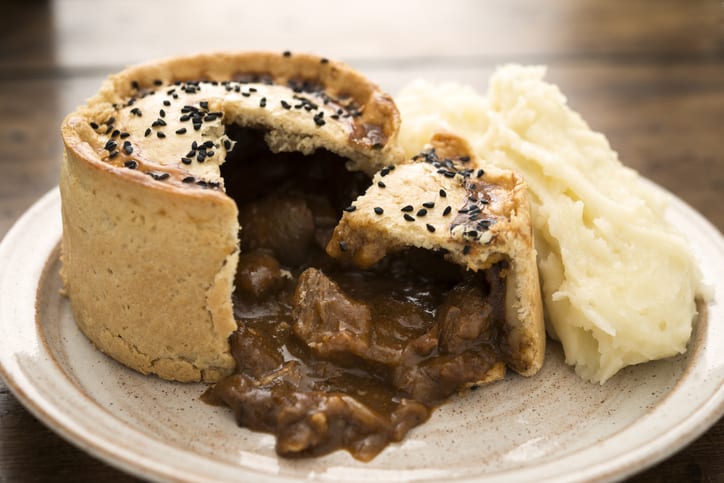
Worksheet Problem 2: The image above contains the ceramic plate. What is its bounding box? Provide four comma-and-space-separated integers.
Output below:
0, 187, 722, 483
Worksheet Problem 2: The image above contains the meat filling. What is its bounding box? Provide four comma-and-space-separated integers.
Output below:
205, 127, 508, 461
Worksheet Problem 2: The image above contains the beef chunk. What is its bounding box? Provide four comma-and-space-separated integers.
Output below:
393, 349, 498, 403
292, 268, 372, 358
234, 251, 284, 298
392, 282, 500, 402
229, 325, 283, 378
238, 196, 316, 265
437, 283, 495, 355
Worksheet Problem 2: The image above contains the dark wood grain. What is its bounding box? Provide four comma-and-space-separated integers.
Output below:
1, 1, 722, 482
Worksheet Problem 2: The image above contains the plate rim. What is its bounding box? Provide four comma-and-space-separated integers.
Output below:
0, 186, 722, 483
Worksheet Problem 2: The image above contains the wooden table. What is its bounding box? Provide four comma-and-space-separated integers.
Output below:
1, 1, 722, 481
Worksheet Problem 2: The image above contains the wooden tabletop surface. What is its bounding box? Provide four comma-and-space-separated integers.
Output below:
1, 1, 722, 481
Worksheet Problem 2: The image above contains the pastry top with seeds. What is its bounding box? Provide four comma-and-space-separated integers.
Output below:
62, 51, 404, 193
328, 132, 529, 272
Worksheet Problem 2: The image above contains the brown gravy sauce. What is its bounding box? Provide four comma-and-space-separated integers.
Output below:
204, 128, 507, 461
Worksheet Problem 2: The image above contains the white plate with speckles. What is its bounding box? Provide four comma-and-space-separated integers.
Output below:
0, 186, 723, 483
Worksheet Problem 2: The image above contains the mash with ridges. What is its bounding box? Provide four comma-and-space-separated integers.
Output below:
396, 65, 702, 383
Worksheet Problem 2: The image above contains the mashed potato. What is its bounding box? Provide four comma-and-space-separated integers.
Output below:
396, 65, 703, 383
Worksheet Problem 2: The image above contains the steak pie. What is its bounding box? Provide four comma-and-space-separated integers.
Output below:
60, 52, 544, 460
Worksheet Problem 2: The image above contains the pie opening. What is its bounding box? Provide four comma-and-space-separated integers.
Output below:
208, 127, 509, 461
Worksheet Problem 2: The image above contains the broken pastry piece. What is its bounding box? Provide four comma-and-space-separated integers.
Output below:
328, 132, 545, 377
204, 132, 545, 461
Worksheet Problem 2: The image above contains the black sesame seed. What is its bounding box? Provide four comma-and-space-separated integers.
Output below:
181, 157, 192, 165
182, 176, 195, 183
192, 141, 198, 149
104, 140, 117, 151
249, 87, 257, 92
124, 160, 138, 169
401, 205, 414, 212
179, 115, 190, 122
151, 118, 167, 127
144, 128, 152, 137
403, 214, 415, 222
378, 181, 386, 188
443, 171, 456, 178
280, 100, 292, 110
89, 121, 99, 129
175, 128, 187, 135
463, 245, 471, 255
330, 114, 340, 120
111, 129, 120, 138
197, 151, 206, 162
443, 206, 452, 216
153, 79, 163, 86
422, 201, 435, 208
108, 151, 118, 159
343, 205, 356, 212
380, 167, 390, 177
200, 101, 209, 109
241, 91, 251, 97
159, 109, 166, 118
157, 131, 166, 138
439, 189, 447, 198
460, 156, 470, 162
338, 240, 347, 252
477, 169, 485, 178
130, 107, 142, 117
426, 224, 436, 233
416, 208, 428, 217
313, 112, 325, 126
282, 50, 292, 57
131, 81, 140, 90
320, 58, 329, 64
163, 100, 171, 107
465, 230, 479, 238
149, 172, 170, 181
123, 141, 133, 155
372, 142, 383, 150
374, 207, 384, 215
106, 116, 116, 125
206, 151, 214, 157
203, 140, 214, 148
120, 132, 130, 139
260, 97, 267, 108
